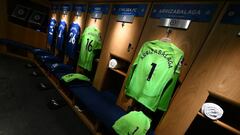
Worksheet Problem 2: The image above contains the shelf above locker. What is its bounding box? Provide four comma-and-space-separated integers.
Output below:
188, 92, 240, 135
197, 112, 240, 135
95, 58, 100, 63
107, 53, 131, 77
109, 68, 127, 77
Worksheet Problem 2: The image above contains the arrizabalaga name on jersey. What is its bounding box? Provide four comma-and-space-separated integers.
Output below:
140, 48, 174, 68
86, 32, 99, 37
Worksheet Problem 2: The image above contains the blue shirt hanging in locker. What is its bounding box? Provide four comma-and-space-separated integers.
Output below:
66, 22, 81, 59
47, 18, 57, 46
56, 20, 67, 51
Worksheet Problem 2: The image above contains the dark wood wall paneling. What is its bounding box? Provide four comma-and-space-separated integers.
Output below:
4, 0, 49, 48
0, 0, 7, 38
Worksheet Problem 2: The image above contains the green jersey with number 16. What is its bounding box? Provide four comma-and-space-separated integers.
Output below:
78, 26, 102, 71
125, 40, 184, 112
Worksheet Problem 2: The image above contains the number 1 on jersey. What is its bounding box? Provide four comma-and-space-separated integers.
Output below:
147, 63, 157, 81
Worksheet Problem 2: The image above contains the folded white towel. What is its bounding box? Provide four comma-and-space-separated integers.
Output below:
201, 103, 224, 120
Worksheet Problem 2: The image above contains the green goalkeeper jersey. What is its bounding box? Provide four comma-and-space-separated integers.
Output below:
61, 73, 90, 83
113, 111, 151, 135
78, 26, 102, 71
125, 40, 184, 112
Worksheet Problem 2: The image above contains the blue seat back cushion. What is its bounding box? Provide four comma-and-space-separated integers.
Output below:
41, 56, 61, 64
0, 39, 33, 51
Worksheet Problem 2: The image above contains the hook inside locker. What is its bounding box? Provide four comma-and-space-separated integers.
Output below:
127, 43, 132, 52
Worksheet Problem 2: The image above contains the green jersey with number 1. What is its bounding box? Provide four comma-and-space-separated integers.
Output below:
78, 26, 102, 71
125, 40, 184, 112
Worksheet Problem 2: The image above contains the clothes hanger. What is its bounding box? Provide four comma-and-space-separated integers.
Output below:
160, 28, 172, 43
73, 12, 81, 25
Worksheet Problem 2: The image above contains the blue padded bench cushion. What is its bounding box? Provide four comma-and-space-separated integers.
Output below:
0, 39, 54, 64
36, 55, 62, 65
68, 85, 126, 130
100, 91, 118, 103
45, 63, 74, 80
32, 48, 51, 56
68, 85, 155, 135
45, 63, 74, 73
0, 39, 55, 59
0, 38, 34, 51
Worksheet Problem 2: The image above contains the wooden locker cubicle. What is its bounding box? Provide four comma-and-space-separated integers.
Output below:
117, 1, 224, 113
73, 4, 112, 134
93, 2, 151, 91
77, 3, 111, 76
54, 4, 71, 55
157, 1, 240, 134
46, 4, 60, 50
63, 4, 88, 64
54, 3, 88, 56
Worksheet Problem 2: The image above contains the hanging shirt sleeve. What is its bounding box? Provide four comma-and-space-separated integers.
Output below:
157, 55, 184, 111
